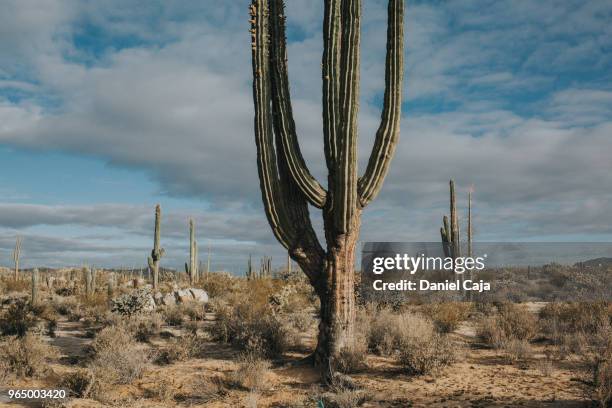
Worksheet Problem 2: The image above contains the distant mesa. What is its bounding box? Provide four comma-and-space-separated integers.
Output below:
574, 257, 612, 268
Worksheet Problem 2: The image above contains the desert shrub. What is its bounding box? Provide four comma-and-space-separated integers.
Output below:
478, 303, 537, 347
210, 301, 289, 358
154, 333, 204, 365
181, 302, 206, 321
539, 302, 611, 340
0, 333, 59, 378
3, 278, 30, 293
320, 384, 368, 408
110, 289, 154, 316
0, 299, 35, 336
88, 325, 148, 392
162, 305, 184, 326
422, 302, 473, 333
336, 334, 368, 374
130, 313, 163, 342
592, 356, 612, 408
502, 339, 532, 363
397, 328, 456, 375
226, 352, 270, 391
59, 370, 93, 398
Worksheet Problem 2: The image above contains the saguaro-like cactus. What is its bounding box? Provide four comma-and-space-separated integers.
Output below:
147, 204, 165, 290
250, 0, 404, 379
84, 267, 93, 298
246, 254, 255, 280
185, 218, 199, 285
467, 188, 473, 258
440, 180, 461, 258
31, 268, 39, 306
13, 236, 22, 281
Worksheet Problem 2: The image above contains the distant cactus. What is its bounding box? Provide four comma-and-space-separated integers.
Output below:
31, 268, 39, 306
246, 254, 255, 280
13, 236, 21, 281
147, 204, 165, 290
185, 219, 199, 285
260, 256, 272, 278
84, 267, 93, 298
440, 180, 461, 258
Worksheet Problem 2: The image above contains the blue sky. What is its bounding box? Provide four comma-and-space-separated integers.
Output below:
0, 0, 611, 271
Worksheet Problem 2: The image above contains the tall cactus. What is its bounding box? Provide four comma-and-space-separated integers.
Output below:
147, 204, 165, 290
185, 218, 199, 285
440, 180, 461, 258
84, 267, 93, 298
31, 268, 39, 306
246, 254, 255, 280
13, 236, 22, 281
250, 0, 404, 379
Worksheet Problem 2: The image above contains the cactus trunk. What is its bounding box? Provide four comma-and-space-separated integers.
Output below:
186, 218, 198, 285
148, 204, 165, 290
250, 0, 404, 381
31, 268, 39, 306
13, 237, 21, 281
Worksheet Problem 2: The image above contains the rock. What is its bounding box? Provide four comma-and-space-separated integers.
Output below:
143, 294, 156, 311
189, 288, 209, 303
162, 292, 177, 306
153, 292, 163, 305
176, 289, 192, 303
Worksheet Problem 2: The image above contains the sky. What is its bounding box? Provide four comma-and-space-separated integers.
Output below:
0, 0, 611, 273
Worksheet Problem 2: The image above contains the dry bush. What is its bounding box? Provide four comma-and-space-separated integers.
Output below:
155, 333, 204, 365
2, 278, 30, 293
536, 357, 554, 377
592, 355, 612, 408
59, 370, 93, 398
478, 303, 537, 347
422, 302, 472, 333
397, 329, 456, 375
540, 302, 611, 341
502, 339, 532, 363
162, 305, 184, 326
320, 384, 368, 408
0, 298, 35, 336
336, 334, 368, 374
181, 302, 206, 321
88, 324, 148, 396
129, 313, 163, 342
226, 352, 271, 391
210, 301, 289, 358
0, 333, 59, 378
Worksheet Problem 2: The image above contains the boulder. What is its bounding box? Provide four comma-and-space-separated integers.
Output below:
189, 288, 209, 303
176, 289, 193, 303
162, 292, 177, 306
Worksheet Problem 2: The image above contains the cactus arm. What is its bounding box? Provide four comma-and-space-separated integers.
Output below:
251, 0, 326, 284
268, 0, 327, 209
357, 0, 404, 207
147, 256, 154, 271
322, 0, 342, 170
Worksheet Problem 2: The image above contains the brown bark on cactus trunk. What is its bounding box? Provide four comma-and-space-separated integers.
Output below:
314, 210, 361, 378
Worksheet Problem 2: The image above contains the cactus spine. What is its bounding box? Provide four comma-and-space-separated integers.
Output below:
250, 0, 404, 379
147, 204, 165, 290
13, 236, 21, 281
185, 218, 199, 285
31, 268, 39, 306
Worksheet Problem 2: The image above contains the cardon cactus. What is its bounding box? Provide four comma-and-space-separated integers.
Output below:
250, 0, 404, 380
185, 218, 199, 285
147, 204, 165, 290
13, 236, 21, 281
440, 180, 461, 258
84, 267, 93, 298
31, 268, 39, 306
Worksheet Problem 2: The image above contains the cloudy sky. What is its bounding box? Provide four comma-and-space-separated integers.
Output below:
0, 0, 611, 272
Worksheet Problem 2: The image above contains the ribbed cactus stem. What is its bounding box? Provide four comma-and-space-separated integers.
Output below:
84, 267, 92, 298
186, 218, 197, 285
450, 180, 460, 258
467, 190, 472, 258
13, 236, 21, 281
31, 268, 39, 306
148, 204, 165, 290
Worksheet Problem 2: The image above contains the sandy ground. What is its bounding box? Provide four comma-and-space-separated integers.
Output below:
0, 315, 592, 408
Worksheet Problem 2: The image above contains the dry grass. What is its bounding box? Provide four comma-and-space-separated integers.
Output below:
0, 333, 59, 379
422, 302, 473, 333
226, 352, 271, 391
478, 303, 537, 348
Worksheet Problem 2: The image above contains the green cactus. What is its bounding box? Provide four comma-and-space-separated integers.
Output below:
147, 204, 165, 290
250, 0, 404, 379
185, 218, 199, 285
31, 268, 39, 306
440, 180, 461, 258
13, 236, 21, 281
84, 267, 93, 298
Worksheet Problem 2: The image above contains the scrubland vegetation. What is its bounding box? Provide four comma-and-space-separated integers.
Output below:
0, 266, 609, 407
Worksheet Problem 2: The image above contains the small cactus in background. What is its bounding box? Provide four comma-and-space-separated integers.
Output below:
246, 254, 255, 280
13, 236, 22, 281
260, 256, 272, 278
185, 218, 199, 285
31, 268, 39, 306
440, 180, 461, 258
107, 273, 115, 306
84, 267, 93, 298
147, 204, 165, 290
